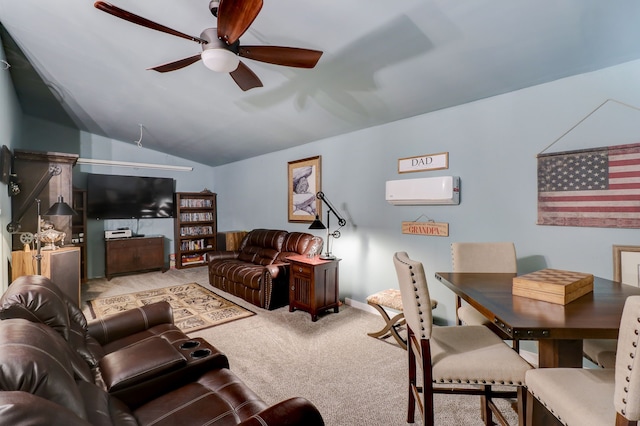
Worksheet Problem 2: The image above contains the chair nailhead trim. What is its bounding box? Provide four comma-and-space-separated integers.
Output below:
435, 379, 522, 385
621, 318, 640, 414
529, 390, 568, 426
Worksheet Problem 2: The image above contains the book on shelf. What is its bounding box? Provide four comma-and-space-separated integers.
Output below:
179, 198, 213, 208
180, 239, 213, 251
181, 253, 206, 265
180, 212, 214, 222
180, 226, 213, 236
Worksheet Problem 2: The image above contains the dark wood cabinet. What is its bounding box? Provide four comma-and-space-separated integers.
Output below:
72, 188, 87, 283
174, 192, 217, 269
10, 150, 78, 251
288, 255, 340, 322
105, 236, 165, 280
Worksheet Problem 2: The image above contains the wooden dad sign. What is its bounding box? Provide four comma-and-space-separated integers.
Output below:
402, 221, 449, 237
398, 152, 448, 173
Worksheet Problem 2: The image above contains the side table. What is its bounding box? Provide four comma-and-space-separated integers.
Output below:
11, 246, 81, 306
288, 255, 340, 322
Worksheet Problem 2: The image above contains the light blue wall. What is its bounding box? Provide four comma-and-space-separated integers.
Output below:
0, 36, 23, 291
75, 131, 216, 278
20, 115, 81, 152
214, 59, 640, 323
7, 116, 216, 279
5, 50, 640, 324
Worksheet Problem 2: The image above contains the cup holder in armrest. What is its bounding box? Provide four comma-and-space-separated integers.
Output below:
190, 349, 211, 359
179, 340, 201, 350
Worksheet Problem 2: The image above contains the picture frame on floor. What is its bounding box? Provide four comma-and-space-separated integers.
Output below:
288, 156, 321, 223
613, 245, 640, 285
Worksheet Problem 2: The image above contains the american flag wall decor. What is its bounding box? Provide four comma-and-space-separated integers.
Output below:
537, 143, 640, 228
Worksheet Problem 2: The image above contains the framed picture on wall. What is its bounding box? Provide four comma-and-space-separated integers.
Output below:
613, 245, 640, 286
288, 156, 321, 222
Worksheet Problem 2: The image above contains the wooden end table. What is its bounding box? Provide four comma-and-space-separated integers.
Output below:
288, 255, 340, 321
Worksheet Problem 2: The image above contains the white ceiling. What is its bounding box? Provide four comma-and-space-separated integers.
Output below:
2, 0, 640, 166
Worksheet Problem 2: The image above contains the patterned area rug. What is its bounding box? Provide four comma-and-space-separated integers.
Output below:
87, 283, 254, 333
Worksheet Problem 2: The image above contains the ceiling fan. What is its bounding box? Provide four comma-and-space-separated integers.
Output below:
93, 0, 323, 91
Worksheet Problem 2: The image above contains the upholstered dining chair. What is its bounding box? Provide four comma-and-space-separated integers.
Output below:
525, 295, 640, 426
581, 272, 640, 368
583, 338, 617, 368
451, 242, 518, 327
393, 252, 532, 426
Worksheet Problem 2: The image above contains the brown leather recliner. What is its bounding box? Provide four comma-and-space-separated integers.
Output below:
208, 229, 323, 309
0, 275, 230, 407
0, 318, 325, 426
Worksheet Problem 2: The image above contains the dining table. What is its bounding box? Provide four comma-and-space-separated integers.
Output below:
435, 272, 640, 368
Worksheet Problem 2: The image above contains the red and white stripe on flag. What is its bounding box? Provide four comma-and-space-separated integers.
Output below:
537, 143, 640, 228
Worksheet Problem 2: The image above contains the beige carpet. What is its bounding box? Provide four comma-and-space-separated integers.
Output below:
87, 282, 254, 333
82, 268, 520, 425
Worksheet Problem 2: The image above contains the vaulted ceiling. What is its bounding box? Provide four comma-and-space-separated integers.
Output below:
2, 1, 640, 166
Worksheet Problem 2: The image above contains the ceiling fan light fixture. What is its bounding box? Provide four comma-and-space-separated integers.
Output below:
201, 48, 239, 73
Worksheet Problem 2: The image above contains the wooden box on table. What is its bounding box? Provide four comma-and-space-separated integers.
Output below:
512, 268, 594, 305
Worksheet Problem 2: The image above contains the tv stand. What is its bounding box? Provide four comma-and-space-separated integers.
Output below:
105, 236, 166, 280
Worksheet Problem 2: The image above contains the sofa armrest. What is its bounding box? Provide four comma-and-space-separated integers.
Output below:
99, 337, 187, 392
266, 262, 289, 279
0, 391, 94, 426
238, 397, 324, 426
208, 250, 240, 261
87, 301, 174, 345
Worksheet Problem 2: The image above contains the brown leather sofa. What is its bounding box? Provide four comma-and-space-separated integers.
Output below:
0, 318, 325, 426
208, 229, 323, 309
0, 275, 231, 407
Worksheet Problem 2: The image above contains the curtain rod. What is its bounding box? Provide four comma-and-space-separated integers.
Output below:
77, 158, 193, 171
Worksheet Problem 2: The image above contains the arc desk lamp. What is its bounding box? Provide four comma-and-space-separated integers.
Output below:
309, 191, 346, 260
6, 165, 77, 274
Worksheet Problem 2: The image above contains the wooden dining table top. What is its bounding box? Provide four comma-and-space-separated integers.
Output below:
435, 272, 640, 341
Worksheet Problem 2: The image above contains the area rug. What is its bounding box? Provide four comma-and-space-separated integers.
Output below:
87, 283, 254, 333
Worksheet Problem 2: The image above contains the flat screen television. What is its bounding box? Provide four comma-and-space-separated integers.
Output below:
87, 173, 175, 220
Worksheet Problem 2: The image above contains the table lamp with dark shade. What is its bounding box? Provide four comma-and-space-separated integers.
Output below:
308, 191, 346, 260
45, 195, 77, 216
35, 195, 77, 274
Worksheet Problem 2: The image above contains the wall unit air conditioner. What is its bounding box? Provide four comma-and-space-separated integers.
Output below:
385, 176, 460, 205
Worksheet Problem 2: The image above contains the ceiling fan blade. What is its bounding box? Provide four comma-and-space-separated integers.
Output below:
229, 61, 263, 91
239, 46, 323, 68
94, 1, 207, 44
147, 54, 202, 73
217, 0, 263, 45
